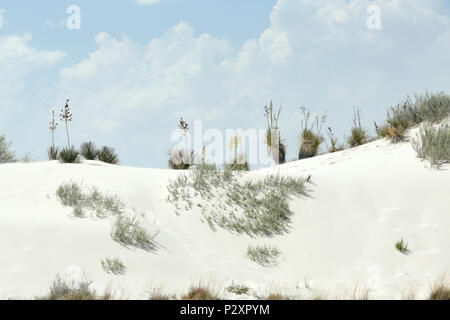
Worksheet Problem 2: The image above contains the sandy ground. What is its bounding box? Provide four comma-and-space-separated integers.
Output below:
0, 134, 449, 299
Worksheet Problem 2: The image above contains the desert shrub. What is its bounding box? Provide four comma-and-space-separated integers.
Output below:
111, 215, 158, 251
347, 109, 369, 147
80, 142, 98, 160
298, 107, 326, 159
412, 123, 449, 168
47, 146, 59, 160
169, 149, 194, 170
264, 102, 286, 164
226, 283, 251, 296
167, 165, 308, 237
395, 238, 410, 255
0, 135, 15, 163
59, 146, 80, 163
101, 257, 126, 275
430, 278, 450, 300
181, 283, 221, 300
98, 146, 119, 164
38, 276, 111, 300
246, 245, 281, 267
327, 127, 344, 153
56, 182, 124, 218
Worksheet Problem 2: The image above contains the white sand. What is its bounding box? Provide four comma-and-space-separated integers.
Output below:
0, 136, 449, 299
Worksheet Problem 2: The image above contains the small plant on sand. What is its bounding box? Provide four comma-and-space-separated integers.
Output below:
430, 277, 450, 300
111, 214, 158, 251
58, 146, 80, 163
60, 99, 73, 148
226, 283, 252, 296
327, 127, 344, 153
264, 101, 286, 164
169, 148, 194, 170
181, 282, 221, 300
246, 245, 281, 267
347, 108, 369, 147
225, 133, 249, 171
80, 142, 98, 160
395, 238, 410, 255
101, 257, 126, 275
38, 275, 112, 300
48, 109, 59, 160
98, 146, 119, 164
298, 106, 326, 159
412, 123, 449, 168
0, 134, 15, 163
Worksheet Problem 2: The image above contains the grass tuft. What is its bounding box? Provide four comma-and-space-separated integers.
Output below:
395, 238, 410, 255
110, 214, 158, 251
181, 283, 221, 300
80, 142, 98, 160
101, 257, 126, 275
430, 277, 450, 300
47, 146, 59, 160
412, 122, 449, 168
246, 245, 281, 267
58, 146, 80, 163
98, 146, 119, 164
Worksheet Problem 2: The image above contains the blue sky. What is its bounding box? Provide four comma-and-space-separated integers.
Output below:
1, 0, 449, 168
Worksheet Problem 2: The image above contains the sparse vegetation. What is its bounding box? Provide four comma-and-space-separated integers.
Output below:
167, 165, 308, 237
412, 123, 449, 168
38, 275, 111, 300
226, 283, 252, 296
347, 108, 369, 147
98, 146, 119, 164
111, 214, 158, 251
395, 238, 410, 255
47, 146, 59, 160
80, 142, 98, 160
101, 257, 126, 275
58, 146, 80, 163
327, 127, 344, 152
246, 245, 281, 267
181, 282, 221, 300
225, 133, 249, 171
430, 277, 450, 300
0, 135, 15, 163
60, 99, 73, 148
169, 148, 194, 170
298, 106, 326, 159
264, 101, 286, 164
56, 182, 124, 218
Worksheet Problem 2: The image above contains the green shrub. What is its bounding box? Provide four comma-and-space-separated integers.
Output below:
59, 146, 80, 163
264, 102, 286, 164
246, 245, 281, 267
395, 238, 410, 255
98, 146, 119, 164
167, 165, 308, 237
226, 283, 251, 296
298, 107, 326, 159
101, 257, 126, 275
169, 149, 193, 170
47, 146, 59, 160
80, 142, 98, 160
412, 123, 449, 168
347, 109, 369, 147
38, 275, 111, 300
0, 135, 15, 163
111, 215, 158, 251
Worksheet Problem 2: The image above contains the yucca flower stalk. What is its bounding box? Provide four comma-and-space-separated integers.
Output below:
49, 109, 58, 149
264, 101, 286, 164
60, 99, 73, 148
298, 106, 327, 159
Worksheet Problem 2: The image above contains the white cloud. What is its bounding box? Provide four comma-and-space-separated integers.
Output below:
137, 0, 162, 5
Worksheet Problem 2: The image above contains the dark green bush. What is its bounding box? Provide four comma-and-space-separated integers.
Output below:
58, 146, 80, 163
80, 142, 98, 160
98, 146, 119, 164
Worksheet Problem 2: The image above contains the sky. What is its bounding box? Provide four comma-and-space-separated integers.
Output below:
1, 0, 449, 168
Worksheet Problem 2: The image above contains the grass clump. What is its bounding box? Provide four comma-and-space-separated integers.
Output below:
98, 146, 119, 164
226, 283, 252, 296
264, 101, 286, 164
0, 135, 15, 163
111, 215, 158, 251
101, 257, 126, 275
412, 123, 449, 168
80, 142, 98, 160
58, 146, 80, 163
181, 283, 221, 300
430, 277, 450, 300
56, 182, 124, 218
38, 275, 111, 300
298, 106, 326, 159
167, 165, 308, 237
395, 238, 410, 255
47, 146, 59, 160
246, 245, 281, 267
347, 108, 369, 147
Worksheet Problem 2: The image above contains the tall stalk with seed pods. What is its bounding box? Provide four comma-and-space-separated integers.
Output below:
60, 99, 73, 148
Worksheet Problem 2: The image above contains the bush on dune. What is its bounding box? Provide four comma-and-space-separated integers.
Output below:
58, 146, 80, 163
412, 123, 449, 168
98, 146, 119, 164
347, 108, 369, 147
0, 135, 16, 163
80, 142, 98, 160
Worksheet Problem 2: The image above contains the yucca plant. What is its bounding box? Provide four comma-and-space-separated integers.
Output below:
48, 146, 59, 160
0, 134, 16, 163
226, 133, 249, 171
264, 101, 286, 164
298, 106, 326, 159
80, 142, 98, 160
59, 146, 80, 163
327, 127, 344, 153
347, 108, 369, 147
169, 149, 194, 170
60, 99, 73, 148
98, 146, 119, 164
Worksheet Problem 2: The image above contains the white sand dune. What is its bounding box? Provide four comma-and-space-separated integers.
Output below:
0, 135, 449, 299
